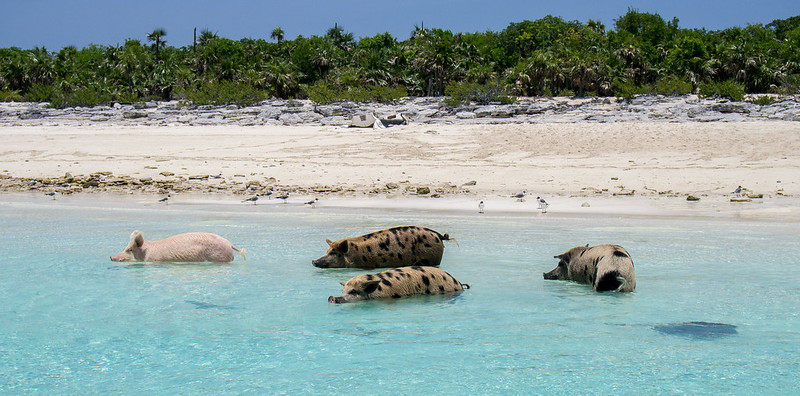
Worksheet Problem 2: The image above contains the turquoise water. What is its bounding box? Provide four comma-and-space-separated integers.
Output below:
1, 196, 799, 394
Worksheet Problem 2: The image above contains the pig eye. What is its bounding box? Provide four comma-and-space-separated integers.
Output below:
348, 290, 359, 295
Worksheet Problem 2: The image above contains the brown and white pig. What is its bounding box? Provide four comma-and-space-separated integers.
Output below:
329, 266, 470, 303
544, 244, 636, 292
312, 226, 452, 269
110, 231, 246, 263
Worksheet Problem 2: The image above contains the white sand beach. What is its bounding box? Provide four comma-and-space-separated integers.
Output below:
1, 118, 798, 220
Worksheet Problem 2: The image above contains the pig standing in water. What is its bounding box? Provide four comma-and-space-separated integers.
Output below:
329, 266, 470, 303
110, 231, 245, 263
313, 226, 451, 269
544, 244, 636, 292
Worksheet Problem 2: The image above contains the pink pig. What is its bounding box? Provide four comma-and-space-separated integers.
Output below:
110, 231, 246, 262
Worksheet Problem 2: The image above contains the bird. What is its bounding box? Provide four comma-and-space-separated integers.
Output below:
242, 195, 260, 204
537, 196, 548, 207
262, 190, 274, 199
537, 196, 549, 213
44, 191, 59, 200
211, 173, 223, 179
277, 193, 290, 203
478, 201, 485, 214
732, 186, 743, 196
158, 194, 171, 204
305, 198, 319, 208
512, 190, 527, 199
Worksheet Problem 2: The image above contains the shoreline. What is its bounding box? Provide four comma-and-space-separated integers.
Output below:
3, 190, 798, 223
2, 95, 798, 222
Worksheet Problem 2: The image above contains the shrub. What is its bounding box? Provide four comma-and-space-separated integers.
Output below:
306, 82, 407, 104
699, 79, 745, 101
0, 89, 24, 101
444, 81, 516, 106
24, 84, 55, 102
48, 86, 113, 108
750, 95, 775, 106
649, 75, 693, 96
180, 81, 267, 106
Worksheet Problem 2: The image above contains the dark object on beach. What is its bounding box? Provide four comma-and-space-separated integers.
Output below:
350, 113, 409, 128
654, 321, 738, 339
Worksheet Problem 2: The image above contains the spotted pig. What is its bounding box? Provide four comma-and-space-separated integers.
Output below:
544, 244, 636, 292
328, 266, 470, 303
312, 226, 452, 269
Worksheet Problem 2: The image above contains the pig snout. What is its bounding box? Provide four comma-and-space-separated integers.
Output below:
312, 257, 329, 268
543, 269, 560, 280
328, 296, 345, 303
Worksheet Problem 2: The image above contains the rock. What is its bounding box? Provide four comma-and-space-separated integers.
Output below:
416, 186, 430, 195
711, 103, 752, 114
686, 195, 701, 201
122, 110, 148, 119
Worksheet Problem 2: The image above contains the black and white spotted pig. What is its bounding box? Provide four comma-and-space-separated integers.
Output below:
312, 226, 452, 269
544, 244, 636, 292
328, 266, 470, 303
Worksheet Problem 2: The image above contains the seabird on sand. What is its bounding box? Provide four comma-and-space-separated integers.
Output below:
243, 195, 260, 204
537, 196, 549, 213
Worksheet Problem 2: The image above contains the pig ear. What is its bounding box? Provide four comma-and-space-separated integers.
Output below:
130, 231, 144, 247
326, 238, 333, 246
361, 280, 381, 295
132, 231, 144, 248
585, 243, 589, 247
340, 281, 346, 286
335, 241, 349, 253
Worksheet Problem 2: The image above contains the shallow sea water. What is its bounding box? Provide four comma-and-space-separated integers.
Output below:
1, 196, 799, 394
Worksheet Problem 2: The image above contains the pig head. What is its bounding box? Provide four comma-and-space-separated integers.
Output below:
544, 244, 636, 292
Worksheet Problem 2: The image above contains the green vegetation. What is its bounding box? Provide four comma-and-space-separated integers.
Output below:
699, 79, 746, 101
1, 9, 799, 108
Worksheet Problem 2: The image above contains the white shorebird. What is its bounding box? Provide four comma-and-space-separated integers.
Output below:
732, 186, 743, 196
44, 191, 60, 200
305, 198, 319, 208
478, 201, 485, 214
537, 196, 549, 213
512, 190, 527, 199
277, 193, 290, 203
158, 194, 171, 204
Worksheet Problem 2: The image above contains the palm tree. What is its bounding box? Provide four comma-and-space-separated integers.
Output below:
146, 28, 167, 61
270, 27, 285, 43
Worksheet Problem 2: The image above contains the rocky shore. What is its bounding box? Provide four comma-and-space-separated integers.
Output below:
2, 94, 800, 128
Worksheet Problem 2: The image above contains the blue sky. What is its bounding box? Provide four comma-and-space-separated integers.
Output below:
2, 0, 799, 50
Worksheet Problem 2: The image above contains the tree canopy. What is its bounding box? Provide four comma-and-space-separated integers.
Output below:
1, 10, 799, 107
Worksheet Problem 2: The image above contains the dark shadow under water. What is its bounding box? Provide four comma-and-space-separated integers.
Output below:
654, 321, 738, 339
